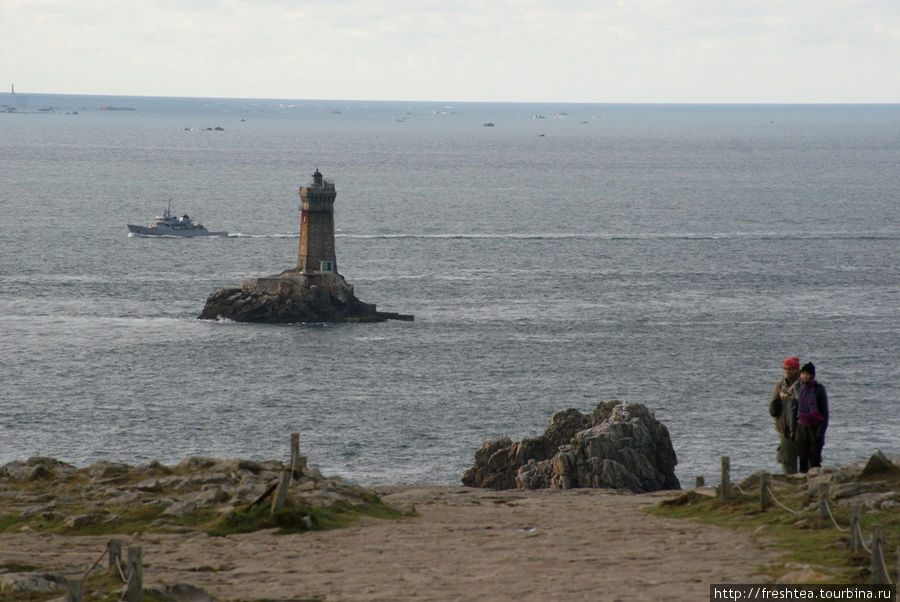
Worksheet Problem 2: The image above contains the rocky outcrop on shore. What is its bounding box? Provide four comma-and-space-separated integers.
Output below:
0, 455, 393, 600
0, 455, 377, 531
734, 449, 900, 511
198, 269, 412, 323
462, 400, 681, 493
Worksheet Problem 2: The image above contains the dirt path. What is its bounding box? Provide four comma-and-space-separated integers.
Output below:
0, 486, 774, 601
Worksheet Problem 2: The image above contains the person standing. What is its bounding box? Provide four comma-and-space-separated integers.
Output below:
795, 362, 829, 473
769, 356, 801, 474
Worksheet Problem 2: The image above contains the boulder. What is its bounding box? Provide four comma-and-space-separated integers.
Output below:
64, 513, 100, 529
1, 457, 76, 481
143, 583, 218, 602
198, 269, 407, 324
462, 401, 680, 493
860, 449, 900, 478
0, 572, 67, 594
87, 461, 132, 479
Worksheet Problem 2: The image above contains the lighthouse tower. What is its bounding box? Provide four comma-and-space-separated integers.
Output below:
297, 169, 338, 274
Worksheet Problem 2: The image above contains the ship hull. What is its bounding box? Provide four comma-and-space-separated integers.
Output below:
127, 224, 228, 237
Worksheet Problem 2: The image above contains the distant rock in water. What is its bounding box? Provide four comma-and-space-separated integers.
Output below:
199, 269, 411, 323
462, 401, 680, 493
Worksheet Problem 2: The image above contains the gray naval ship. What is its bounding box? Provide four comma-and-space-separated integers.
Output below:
127, 204, 227, 237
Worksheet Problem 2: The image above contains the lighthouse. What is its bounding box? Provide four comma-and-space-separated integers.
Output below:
199, 167, 413, 323
297, 169, 338, 274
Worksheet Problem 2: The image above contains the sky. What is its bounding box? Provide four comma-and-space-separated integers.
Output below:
1, 0, 899, 103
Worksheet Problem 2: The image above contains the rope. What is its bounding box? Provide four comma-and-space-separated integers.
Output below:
710, 459, 895, 584
82, 541, 109, 579
854, 521, 873, 554
114, 555, 127, 582
732, 482, 749, 496
766, 485, 800, 515
822, 496, 848, 532
877, 546, 894, 585
117, 566, 134, 602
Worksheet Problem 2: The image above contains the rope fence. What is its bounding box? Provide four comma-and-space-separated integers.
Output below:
764, 485, 800, 515
711, 455, 896, 586
64, 539, 142, 602
65, 433, 308, 601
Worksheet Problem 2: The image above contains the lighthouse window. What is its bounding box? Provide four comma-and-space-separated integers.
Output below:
320, 261, 333, 272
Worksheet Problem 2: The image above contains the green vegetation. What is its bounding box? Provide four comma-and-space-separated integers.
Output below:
0, 492, 405, 538
0, 496, 405, 602
210, 496, 406, 536
649, 474, 899, 584
0, 458, 409, 538
0, 460, 407, 602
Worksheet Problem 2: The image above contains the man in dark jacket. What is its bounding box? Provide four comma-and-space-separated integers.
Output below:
794, 362, 829, 473
769, 356, 800, 474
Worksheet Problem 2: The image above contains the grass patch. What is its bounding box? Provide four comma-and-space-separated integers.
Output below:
0, 459, 409, 537
209, 497, 406, 536
0, 459, 410, 601
0, 561, 39, 573
0, 593, 60, 602
0, 493, 407, 537
649, 482, 899, 584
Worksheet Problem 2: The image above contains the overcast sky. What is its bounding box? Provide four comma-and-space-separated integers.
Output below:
2, 0, 898, 103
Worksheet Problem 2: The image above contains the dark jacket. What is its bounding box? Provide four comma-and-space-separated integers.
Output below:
793, 380, 828, 440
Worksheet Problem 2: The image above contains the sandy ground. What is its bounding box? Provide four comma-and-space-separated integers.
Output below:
0, 486, 775, 601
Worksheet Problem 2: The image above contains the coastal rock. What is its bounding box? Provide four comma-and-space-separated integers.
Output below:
798, 450, 900, 509
0, 457, 76, 482
462, 401, 680, 493
860, 449, 900, 478
0, 454, 379, 530
144, 583, 218, 602
0, 572, 68, 594
64, 513, 100, 529
198, 269, 394, 323
732, 450, 900, 511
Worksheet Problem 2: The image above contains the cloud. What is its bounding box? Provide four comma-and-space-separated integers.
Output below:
1, 0, 898, 101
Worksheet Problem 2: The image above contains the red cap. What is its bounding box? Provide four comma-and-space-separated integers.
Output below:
783, 357, 800, 370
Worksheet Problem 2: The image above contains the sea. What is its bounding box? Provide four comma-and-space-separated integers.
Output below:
1, 93, 898, 487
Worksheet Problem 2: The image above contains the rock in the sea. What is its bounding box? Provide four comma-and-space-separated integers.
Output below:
462, 401, 680, 493
198, 269, 405, 323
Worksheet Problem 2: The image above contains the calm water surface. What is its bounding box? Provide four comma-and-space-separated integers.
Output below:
1, 94, 898, 485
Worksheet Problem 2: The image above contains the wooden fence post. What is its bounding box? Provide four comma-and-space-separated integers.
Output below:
695, 476, 705, 488
818, 483, 829, 521
108, 538, 122, 573
126, 545, 143, 602
65, 577, 83, 602
290, 433, 301, 478
271, 469, 291, 513
760, 472, 770, 511
869, 525, 886, 585
720, 456, 730, 501
850, 506, 861, 554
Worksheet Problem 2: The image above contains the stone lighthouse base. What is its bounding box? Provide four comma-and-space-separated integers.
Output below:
198, 269, 413, 324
